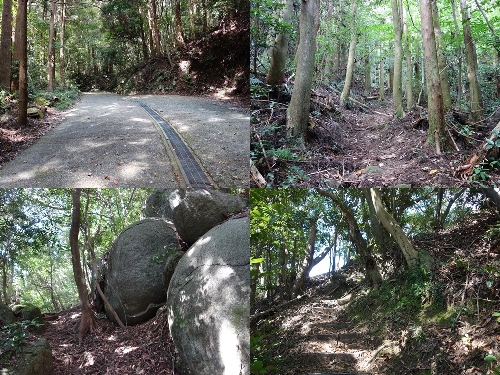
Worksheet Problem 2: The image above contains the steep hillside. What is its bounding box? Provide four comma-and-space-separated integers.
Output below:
251, 211, 500, 375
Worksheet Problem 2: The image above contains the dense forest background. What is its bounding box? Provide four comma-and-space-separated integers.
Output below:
250, 188, 500, 374
250, 0, 500, 187
0, 188, 151, 312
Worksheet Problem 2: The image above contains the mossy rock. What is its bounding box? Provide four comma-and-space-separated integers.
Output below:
21, 304, 42, 322
16, 338, 53, 375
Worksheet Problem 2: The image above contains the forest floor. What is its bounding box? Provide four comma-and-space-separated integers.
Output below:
40, 306, 180, 375
251, 82, 500, 187
252, 211, 500, 374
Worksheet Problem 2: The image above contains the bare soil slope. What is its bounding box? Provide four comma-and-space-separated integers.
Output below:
251, 84, 500, 187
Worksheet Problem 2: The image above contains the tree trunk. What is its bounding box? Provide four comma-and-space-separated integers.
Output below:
0, 0, 12, 90
370, 188, 419, 267
250, 246, 263, 309
340, 0, 358, 106
440, 188, 466, 227
286, 0, 320, 145
364, 53, 371, 93
379, 44, 385, 100
70, 189, 97, 344
460, 0, 483, 123
435, 187, 444, 229
450, 0, 463, 108
391, 0, 404, 117
17, 0, 27, 127
265, 0, 294, 86
481, 188, 500, 211
404, 19, 413, 109
47, 0, 57, 91
147, 0, 162, 56
292, 216, 318, 297
431, 0, 451, 112
316, 189, 383, 288
59, 0, 66, 87
419, 0, 450, 152
175, 0, 185, 47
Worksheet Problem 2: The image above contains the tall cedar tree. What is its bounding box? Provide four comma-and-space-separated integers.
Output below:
17, 0, 28, 126
70, 189, 97, 344
0, 0, 12, 90
419, 0, 451, 152
286, 0, 320, 144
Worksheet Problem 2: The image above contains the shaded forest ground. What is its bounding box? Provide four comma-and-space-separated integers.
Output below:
0, 12, 249, 168
251, 211, 500, 374
2, 306, 181, 374
251, 81, 500, 187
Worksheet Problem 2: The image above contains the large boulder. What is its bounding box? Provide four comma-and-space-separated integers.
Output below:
4, 338, 53, 375
162, 251, 185, 294
167, 217, 250, 375
104, 219, 180, 325
172, 189, 247, 245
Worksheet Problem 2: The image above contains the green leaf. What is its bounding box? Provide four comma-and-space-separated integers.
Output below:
250, 257, 265, 264
485, 354, 497, 362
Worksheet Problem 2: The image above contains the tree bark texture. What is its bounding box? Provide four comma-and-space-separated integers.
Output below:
70, 189, 97, 344
286, 0, 320, 144
431, 0, 451, 112
265, 0, 294, 86
419, 0, 449, 152
391, 0, 404, 117
147, 0, 162, 56
450, 0, 463, 108
47, 0, 57, 91
369, 188, 419, 267
17, 0, 27, 127
460, 0, 483, 123
175, 0, 185, 47
59, 0, 66, 86
340, 0, 358, 105
0, 0, 12, 90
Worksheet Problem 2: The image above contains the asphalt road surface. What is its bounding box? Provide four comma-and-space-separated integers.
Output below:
0, 92, 249, 188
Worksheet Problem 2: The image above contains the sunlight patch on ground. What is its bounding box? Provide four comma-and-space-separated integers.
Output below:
106, 334, 117, 341
70, 313, 80, 319
115, 346, 139, 355
80, 351, 94, 367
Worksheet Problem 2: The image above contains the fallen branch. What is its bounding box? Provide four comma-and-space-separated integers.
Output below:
250, 159, 266, 187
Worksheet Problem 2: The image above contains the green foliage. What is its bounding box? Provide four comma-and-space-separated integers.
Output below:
250, 332, 280, 374
0, 319, 44, 358
485, 129, 500, 151
34, 87, 81, 110
469, 158, 500, 183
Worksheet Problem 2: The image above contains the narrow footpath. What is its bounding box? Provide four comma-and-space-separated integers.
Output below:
0, 92, 249, 188
284, 296, 375, 375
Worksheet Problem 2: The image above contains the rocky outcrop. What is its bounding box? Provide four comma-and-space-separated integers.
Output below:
103, 219, 180, 325
166, 217, 250, 375
172, 189, 247, 245
6, 338, 53, 375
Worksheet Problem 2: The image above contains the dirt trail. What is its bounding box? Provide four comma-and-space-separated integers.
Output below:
0, 92, 249, 188
276, 293, 377, 375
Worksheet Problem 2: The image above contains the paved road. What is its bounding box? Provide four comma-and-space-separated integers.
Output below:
0, 92, 249, 188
